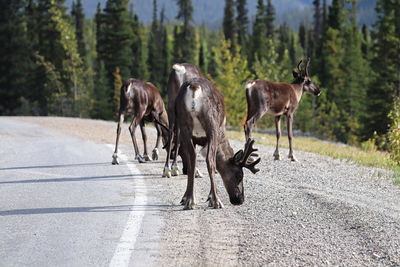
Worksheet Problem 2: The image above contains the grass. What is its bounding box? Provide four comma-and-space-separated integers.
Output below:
226, 129, 400, 185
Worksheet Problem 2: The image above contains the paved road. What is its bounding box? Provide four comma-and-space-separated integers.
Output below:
1, 117, 399, 266
0, 118, 159, 266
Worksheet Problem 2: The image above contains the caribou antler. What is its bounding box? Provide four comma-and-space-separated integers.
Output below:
233, 138, 261, 174
305, 57, 311, 76
297, 59, 303, 73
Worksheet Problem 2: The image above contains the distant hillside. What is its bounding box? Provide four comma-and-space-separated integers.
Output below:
65, 0, 377, 30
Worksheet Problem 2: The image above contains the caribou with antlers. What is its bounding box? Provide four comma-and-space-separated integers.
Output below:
244, 58, 321, 161
175, 77, 260, 210
112, 78, 169, 164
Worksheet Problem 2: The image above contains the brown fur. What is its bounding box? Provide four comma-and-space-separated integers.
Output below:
163, 63, 205, 176
244, 58, 321, 161
112, 78, 169, 163
175, 77, 260, 209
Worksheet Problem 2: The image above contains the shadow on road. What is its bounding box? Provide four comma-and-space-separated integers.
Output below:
0, 204, 178, 216
0, 162, 116, 171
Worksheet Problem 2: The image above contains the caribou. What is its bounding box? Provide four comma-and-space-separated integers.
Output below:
175, 77, 260, 210
112, 78, 169, 164
244, 58, 321, 162
162, 63, 205, 178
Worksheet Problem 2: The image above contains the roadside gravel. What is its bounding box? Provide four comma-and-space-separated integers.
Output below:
10, 116, 400, 266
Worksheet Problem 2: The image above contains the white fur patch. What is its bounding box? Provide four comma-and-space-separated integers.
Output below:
173, 64, 186, 87
184, 86, 206, 137
126, 83, 134, 97
246, 81, 256, 89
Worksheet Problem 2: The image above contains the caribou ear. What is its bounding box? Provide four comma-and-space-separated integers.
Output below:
232, 150, 244, 165
292, 69, 299, 78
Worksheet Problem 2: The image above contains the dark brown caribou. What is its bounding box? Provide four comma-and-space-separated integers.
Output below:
244, 58, 321, 162
175, 77, 260, 210
112, 78, 169, 164
162, 63, 205, 178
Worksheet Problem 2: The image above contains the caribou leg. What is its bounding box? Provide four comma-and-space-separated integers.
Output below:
206, 136, 224, 209
171, 142, 180, 176
139, 121, 151, 161
180, 135, 196, 210
287, 113, 297, 161
129, 116, 146, 163
152, 123, 161, 160
162, 123, 174, 177
112, 112, 125, 165
273, 115, 282, 160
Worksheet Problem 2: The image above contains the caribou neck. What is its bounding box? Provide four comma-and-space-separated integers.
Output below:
215, 134, 235, 176
291, 81, 305, 104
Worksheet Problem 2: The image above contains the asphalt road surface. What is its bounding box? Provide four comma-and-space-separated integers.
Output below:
1, 117, 399, 266
0, 118, 161, 266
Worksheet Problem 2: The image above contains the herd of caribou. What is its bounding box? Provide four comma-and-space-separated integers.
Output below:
111, 58, 321, 210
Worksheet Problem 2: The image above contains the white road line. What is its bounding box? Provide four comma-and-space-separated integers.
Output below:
108, 146, 147, 267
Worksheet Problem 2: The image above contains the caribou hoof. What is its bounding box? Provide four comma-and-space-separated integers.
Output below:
172, 166, 180, 176
162, 167, 172, 178
195, 168, 203, 178
136, 155, 146, 163
289, 155, 298, 162
152, 148, 159, 161
208, 196, 224, 209
112, 153, 119, 165
274, 154, 281, 160
143, 154, 152, 161
183, 198, 195, 210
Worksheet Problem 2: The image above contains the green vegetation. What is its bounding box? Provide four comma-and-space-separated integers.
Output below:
0, 0, 399, 170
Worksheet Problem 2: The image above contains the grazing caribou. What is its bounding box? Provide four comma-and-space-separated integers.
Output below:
175, 77, 260, 210
244, 58, 321, 161
112, 78, 169, 164
162, 63, 205, 178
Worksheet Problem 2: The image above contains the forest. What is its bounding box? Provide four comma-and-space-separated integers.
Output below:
0, 0, 399, 163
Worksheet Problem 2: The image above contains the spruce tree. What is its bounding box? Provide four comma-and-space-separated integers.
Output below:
249, 0, 267, 66
0, 0, 34, 114
363, 0, 400, 138
130, 11, 147, 80
99, 0, 134, 111
236, 0, 249, 55
71, 0, 86, 60
91, 61, 112, 120
313, 0, 322, 40
223, 0, 236, 52
265, 0, 275, 38
175, 0, 196, 63
339, 0, 368, 143
148, 0, 163, 87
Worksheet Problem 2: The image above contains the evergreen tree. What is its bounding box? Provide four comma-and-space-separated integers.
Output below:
223, 0, 236, 52
249, 0, 267, 66
339, 0, 368, 143
161, 24, 172, 97
98, 0, 134, 115
328, 0, 344, 31
299, 23, 308, 56
236, 0, 249, 55
71, 0, 86, 60
91, 61, 112, 120
175, 0, 196, 63
363, 0, 400, 138
148, 0, 163, 87
130, 13, 146, 80
313, 0, 322, 40
361, 24, 370, 59
95, 2, 103, 70
0, 0, 34, 114
265, 0, 275, 38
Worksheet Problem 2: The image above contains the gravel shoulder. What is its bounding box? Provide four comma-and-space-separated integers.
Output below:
8, 116, 400, 266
